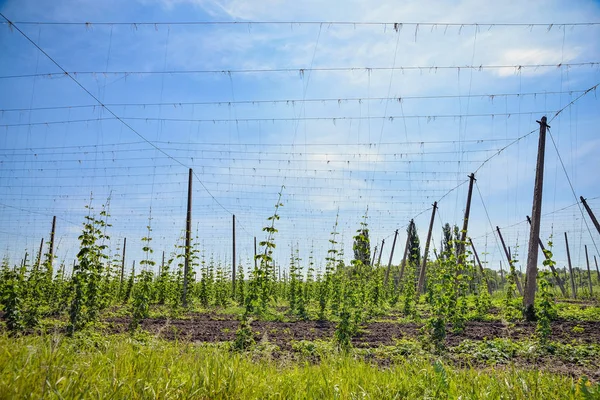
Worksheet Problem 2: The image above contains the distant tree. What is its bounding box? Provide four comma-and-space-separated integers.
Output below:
353, 213, 371, 267
452, 225, 461, 256
441, 223, 452, 259
407, 220, 421, 269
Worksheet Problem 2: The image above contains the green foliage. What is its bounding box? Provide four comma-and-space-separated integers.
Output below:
537, 244, 558, 344
247, 188, 284, 315
129, 270, 154, 332
122, 263, 135, 304
232, 314, 255, 351
352, 211, 371, 268
1, 334, 596, 399
503, 257, 522, 322
407, 219, 421, 270
235, 262, 245, 305
0, 270, 25, 334
68, 204, 110, 335
334, 308, 354, 352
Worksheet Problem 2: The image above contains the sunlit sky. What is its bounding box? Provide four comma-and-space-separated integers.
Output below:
1, 0, 599, 276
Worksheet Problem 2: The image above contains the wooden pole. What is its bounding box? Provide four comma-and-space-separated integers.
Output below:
564, 232, 576, 299
161, 250, 165, 275
458, 173, 476, 261
523, 116, 548, 320
377, 239, 385, 266
595, 255, 600, 282
384, 229, 398, 286
182, 168, 192, 307
47, 215, 56, 277
469, 238, 492, 295
398, 221, 412, 285
120, 237, 126, 290
585, 245, 593, 296
417, 202, 437, 294
36, 238, 44, 270
496, 226, 523, 295
526, 215, 566, 296
499, 261, 505, 284
581, 196, 600, 235
254, 236, 257, 270
371, 245, 378, 267
232, 214, 236, 297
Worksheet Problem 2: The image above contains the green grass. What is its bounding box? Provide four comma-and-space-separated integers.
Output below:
1, 333, 598, 399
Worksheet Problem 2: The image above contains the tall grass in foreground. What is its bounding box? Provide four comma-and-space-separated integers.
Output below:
0, 334, 597, 399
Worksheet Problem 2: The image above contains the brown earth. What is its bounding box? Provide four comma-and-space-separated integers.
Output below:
106, 314, 600, 348
104, 314, 600, 380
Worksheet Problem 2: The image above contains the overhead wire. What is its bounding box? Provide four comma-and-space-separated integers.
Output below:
0, 13, 253, 237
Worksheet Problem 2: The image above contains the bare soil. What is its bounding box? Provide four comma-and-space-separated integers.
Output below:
104, 314, 600, 380
107, 314, 600, 347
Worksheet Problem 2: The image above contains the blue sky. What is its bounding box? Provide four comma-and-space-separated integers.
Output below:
0, 0, 599, 276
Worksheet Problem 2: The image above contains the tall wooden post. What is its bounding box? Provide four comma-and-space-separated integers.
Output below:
254, 236, 257, 270
232, 214, 236, 296
595, 255, 600, 282
564, 232, 576, 299
499, 261, 505, 284
36, 238, 44, 270
526, 216, 566, 296
581, 196, 600, 235
161, 250, 165, 276
378, 239, 385, 266
182, 168, 192, 307
417, 202, 437, 294
458, 173, 476, 261
120, 237, 126, 289
469, 238, 492, 295
385, 229, 398, 286
47, 215, 56, 277
398, 221, 412, 284
585, 245, 593, 296
496, 226, 523, 295
371, 245, 378, 267
523, 116, 548, 319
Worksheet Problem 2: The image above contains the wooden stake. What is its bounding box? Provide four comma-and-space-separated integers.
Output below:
417, 202, 437, 294
581, 196, 600, 235
182, 168, 192, 307
384, 229, 398, 286
378, 239, 385, 266
496, 226, 523, 295
120, 237, 126, 291
47, 216, 56, 278
36, 238, 44, 271
458, 173, 476, 260
585, 245, 593, 296
371, 245, 378, 267
564, 232, 576, 299
469, 238, 492, 295
398, 221, 412, 286
254, 236, 257, 270
232, 214, 236, 296
523, 116, 548, 319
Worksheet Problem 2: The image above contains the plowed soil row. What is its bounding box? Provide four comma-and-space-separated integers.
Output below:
107, 314, 600, 350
